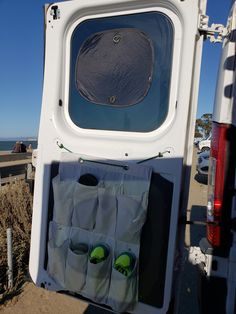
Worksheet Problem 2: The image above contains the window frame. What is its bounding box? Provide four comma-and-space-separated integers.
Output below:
63, 7, 182, 140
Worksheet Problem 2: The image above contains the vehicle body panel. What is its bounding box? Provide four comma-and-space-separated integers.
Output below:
213, 1, 236, 126
198, 139, 211, 151
199, 1, 236, 313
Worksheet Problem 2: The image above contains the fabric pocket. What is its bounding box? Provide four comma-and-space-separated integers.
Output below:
108, 242, 139, 313
64, 227, 91, 292
94, 188, 117, 236
116, 194, 147, 244
47, 222, 70, 287
72, 183, 98, 230
52, 175, 75, 226
83, 235, 113, 304
65, 242, 89, 292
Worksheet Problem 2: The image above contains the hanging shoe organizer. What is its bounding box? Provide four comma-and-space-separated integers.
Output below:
47, 154, 152, 312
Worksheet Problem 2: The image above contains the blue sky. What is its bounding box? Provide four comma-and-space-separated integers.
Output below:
0, 0, 232, 138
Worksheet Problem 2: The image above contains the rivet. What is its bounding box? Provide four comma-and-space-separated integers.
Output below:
109, 95, 116, 104
113, 34, 121, 44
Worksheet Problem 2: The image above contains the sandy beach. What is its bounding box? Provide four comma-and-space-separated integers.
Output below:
0, 283, 89, 314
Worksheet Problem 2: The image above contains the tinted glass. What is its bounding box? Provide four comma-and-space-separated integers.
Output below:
69, 12, 173, 132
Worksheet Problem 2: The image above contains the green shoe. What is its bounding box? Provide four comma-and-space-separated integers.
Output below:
114, 252, 136, 277
89, 244, 109, 264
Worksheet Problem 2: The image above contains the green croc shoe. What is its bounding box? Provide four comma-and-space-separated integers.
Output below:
114, 252, 136, 277
89, 244, 109, 264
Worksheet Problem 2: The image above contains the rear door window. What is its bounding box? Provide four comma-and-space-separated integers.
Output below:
69, 12, 173, 132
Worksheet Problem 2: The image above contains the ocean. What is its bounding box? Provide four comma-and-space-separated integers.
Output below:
0, 141, 38, 152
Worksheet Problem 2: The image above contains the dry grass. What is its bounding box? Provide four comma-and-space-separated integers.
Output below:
0, 180, 32, 302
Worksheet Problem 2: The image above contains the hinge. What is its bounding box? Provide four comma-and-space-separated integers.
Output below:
189, 246, 206, 266
179, 216, 236, 232
198, 14, 228, 43
189, 246, 229, 278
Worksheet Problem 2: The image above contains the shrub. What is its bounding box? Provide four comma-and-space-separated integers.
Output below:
0, 180, 32, 302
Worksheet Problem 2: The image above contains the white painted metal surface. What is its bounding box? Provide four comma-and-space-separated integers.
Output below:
213, 0, 236, 125
29, 0, 206, 313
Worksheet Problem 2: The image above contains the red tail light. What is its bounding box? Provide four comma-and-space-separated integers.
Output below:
207, 122, 229, 247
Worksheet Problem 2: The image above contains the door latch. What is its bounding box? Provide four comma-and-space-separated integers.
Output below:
50, 5, 60, 20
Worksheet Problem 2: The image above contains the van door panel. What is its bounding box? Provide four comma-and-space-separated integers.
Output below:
29, 1, 205, 313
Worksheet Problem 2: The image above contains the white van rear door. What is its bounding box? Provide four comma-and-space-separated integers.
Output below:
29, 1, 206, 313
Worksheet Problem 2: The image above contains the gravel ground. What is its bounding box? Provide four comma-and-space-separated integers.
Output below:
177, 148, 208, 314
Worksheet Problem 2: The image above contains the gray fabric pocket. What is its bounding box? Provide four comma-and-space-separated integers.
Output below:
94, 188, 117, 236
47, 222, 70, 287
108, 265, 137, 313
83, 235, 113, 304
65, 242, 88, 292
116, 194, 146, 243
65, 227, 91, 292
52, 176, 75, 226
72, 183, 98, 230
108, 242, 138, 313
